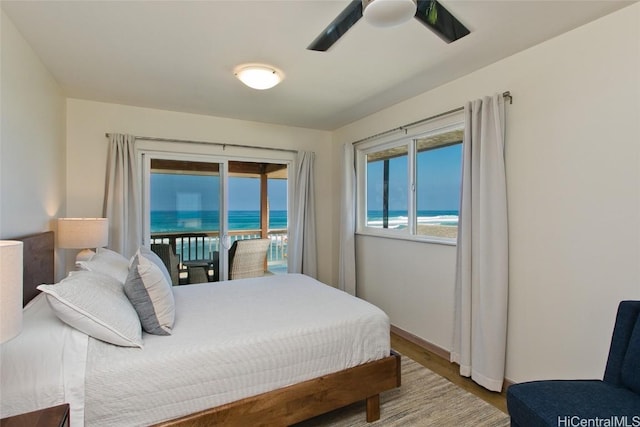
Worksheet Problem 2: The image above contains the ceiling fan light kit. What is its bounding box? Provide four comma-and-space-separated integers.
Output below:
362, 0, 417, 27
234, 64, 284, 90
307, 0, 470, 52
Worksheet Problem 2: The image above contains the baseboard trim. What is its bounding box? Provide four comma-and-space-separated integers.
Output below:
390, 325, 450, 361
390, 324, 514, 392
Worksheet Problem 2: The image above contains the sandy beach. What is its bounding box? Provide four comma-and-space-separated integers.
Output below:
417, 224, 458, 239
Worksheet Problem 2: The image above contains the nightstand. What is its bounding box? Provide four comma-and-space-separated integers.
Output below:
0, 404, 69, 427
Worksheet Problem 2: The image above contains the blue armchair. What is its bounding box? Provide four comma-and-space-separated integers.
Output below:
507, 300, 640, 427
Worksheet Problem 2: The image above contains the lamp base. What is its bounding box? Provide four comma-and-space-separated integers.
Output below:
75, 249, 96, 263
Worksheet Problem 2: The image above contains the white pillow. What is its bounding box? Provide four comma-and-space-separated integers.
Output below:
77, 247, 130, 284
125, 250, 175, 336
37, 271, 143, 348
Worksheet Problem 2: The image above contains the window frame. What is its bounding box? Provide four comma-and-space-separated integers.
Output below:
355, 110, 464, 245
137, 143, 294, 281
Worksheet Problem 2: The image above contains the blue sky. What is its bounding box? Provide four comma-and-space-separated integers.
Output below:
367, 144, 462, 212
151, 174, 287, 211
152, 144, 461, 214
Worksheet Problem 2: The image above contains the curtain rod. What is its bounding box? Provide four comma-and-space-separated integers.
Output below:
352, 91, 512, 146
104, 134, 299, 154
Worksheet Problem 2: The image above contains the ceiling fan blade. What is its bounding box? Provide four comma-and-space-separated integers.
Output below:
415, 0, 470, 43
307, 0, 363, 52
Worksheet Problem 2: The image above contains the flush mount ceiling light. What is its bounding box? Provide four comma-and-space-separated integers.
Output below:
234, 64, 284, 90
362, 0, 417, 28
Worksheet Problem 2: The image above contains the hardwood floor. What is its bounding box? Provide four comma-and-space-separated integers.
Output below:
391, 332, 508, 414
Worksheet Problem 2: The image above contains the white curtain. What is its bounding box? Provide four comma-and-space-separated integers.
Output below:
338, 143, 356, 295
288, 151, 317, 278
103, 133, 141, 259
451, 94, 508, 392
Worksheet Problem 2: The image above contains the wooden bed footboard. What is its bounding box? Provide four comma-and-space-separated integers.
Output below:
154, 351, 401, 427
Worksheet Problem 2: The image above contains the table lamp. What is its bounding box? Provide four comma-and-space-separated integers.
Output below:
0, 240, 23, 343
58, 218, 109, 262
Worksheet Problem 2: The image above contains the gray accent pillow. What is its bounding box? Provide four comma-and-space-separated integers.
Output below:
138, 246, 172, 285
125, 249, 175, 335
37, 271, 143, 348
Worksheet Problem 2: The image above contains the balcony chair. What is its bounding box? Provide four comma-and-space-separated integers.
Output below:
150, 243, 180, 285
507, 300, 640, 427
228, 238, 271, 280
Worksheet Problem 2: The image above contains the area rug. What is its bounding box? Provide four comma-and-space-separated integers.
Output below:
295, 355, 510, 427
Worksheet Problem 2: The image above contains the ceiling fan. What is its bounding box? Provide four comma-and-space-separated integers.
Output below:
307, 0, 470, 52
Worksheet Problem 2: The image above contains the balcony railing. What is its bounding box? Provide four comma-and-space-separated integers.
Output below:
150, 229, 288, 274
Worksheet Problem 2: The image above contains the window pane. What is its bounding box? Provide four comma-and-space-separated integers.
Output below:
366, 145, 408, 230
268, 178, 287, 230
150, 171, 220, 265
150, 173, 220, 233
228, 177, 260, 230
415, 134, 462, 239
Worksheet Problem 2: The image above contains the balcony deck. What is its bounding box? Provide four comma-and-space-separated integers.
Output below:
151, 228, 288, 278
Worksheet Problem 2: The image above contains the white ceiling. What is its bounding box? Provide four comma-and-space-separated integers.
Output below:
1, 0, 634, 130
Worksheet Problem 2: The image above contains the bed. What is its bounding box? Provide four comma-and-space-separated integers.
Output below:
0, 232, 401, 426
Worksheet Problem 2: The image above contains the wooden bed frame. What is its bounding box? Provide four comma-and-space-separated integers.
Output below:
17, 231, 401, 426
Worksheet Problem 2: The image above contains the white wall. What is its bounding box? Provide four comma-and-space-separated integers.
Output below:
333, 3, 640, 383
0, 10, 67, 278
65, 99, 335, 284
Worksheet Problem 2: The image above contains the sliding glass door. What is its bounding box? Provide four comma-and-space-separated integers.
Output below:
141, 152, 289, 284
227, 161, 288, 274
142, 155, 227, 284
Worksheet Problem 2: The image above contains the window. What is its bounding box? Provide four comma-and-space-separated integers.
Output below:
356, 112, 463, 243
146, 157, 289, 281
366, 145, 408, 230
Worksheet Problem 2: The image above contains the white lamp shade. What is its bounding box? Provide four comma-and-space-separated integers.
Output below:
0, 240, 23, 343
58, 218, 109, 250
363, 0, 417, 28
234, 65, 283, 90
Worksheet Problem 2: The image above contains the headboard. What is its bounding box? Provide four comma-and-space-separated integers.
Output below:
14, 231, 55, 306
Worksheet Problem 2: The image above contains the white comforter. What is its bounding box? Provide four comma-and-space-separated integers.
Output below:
2, 274, 390, 426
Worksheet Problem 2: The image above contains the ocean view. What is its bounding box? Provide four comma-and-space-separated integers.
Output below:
150, 209, 458, 266
151, 210, 288, 233
151, 209, 458, 233
367, 209, 459, 229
